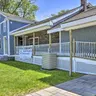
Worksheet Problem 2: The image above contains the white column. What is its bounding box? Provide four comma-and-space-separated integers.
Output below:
24, 36, 28, 46
33, 33, 35, 55
69, 30, 73, 76
59, 31, 62, 54
48, 34, 52, 52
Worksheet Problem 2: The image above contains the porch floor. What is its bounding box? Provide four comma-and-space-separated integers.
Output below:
26, 75, 96, 96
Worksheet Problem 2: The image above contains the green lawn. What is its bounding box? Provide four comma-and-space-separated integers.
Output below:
0, 61, 82, 96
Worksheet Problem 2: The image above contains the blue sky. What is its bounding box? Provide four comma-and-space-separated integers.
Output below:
35, 0, 96, 21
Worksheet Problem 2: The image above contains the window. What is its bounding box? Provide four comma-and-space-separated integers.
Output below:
0, 39, 1, 49
3, 22, 6, 32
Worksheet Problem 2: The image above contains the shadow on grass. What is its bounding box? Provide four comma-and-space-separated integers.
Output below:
0, 61, 83, 86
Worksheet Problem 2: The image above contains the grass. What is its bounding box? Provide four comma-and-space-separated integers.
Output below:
0, 61, 82, 96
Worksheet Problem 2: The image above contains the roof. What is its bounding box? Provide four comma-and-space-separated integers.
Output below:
63, 5, 96, 23
0, 11, 34, 23
14, 6, 81, 32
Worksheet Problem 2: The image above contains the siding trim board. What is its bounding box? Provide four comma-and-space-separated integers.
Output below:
61, 15, 96, 31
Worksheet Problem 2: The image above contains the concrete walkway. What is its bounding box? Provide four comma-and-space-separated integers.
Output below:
26, 75, 96, 96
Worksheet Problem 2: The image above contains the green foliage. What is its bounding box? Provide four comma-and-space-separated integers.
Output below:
58, 10, 69, 15
51, 10, 69, 17
0, 61, 82, 96
0, 0, 38, 20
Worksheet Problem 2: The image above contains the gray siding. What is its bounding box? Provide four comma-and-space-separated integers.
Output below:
9, 20, 28, 32
10, 35, 14, 55
61, 26, 96, 42
9, 20, 29, 55
61, 31, 69, 42
72, 26, 96, 42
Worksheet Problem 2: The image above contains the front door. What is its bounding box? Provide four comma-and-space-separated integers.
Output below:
3, 36, 8, 55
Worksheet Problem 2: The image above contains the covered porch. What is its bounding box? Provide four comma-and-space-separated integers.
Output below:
14, 30, 61, 56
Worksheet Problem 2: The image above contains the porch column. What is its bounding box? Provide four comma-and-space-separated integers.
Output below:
14, 36, 16, 54
16, 37, 18, 46
33, 32, 35, 55
48, 34, 52, 53
22, 35, 25, 46
69, 30, 73, 76
59, 31, 62, 54
24, 36, 28, 46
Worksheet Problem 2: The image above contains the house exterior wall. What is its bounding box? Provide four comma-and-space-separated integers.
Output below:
61, 31, 69, 42
9, 20, 29, 55
61, 25, 96, 42
72, 26, 96, 42
9, 20, 28, 32
0, 13, 30, 55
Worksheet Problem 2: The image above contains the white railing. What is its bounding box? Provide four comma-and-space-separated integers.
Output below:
15, 45, 33, 55
15, 43, 70, 56
61, 42, 70, 56
75, 41, 96, 59
35, 44, 49, 55
15, 41, 96, 60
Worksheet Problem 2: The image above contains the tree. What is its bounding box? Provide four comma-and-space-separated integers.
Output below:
0, 0, 38, 20
58, 10, 69, 15
51, 10, 69, 17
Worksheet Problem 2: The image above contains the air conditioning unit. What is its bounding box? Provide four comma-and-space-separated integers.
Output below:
42, 53, 57, 70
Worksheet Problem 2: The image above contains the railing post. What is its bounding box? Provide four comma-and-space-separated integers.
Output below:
48, 34, 52, 53
33, 32, 35, 56
73, 39, 76, 57
59, 31, 62, 54
69, 30, 73, 76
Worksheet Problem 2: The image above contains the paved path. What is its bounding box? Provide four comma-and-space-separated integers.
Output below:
26, 75, 96, 96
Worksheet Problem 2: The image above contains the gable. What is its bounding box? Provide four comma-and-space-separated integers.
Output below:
9, 20, 29, 32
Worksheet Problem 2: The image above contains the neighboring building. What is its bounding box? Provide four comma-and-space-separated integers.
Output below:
0, 11, 32, 56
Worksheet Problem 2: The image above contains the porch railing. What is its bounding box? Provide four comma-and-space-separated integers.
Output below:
61, 42, 70, 56
15, 41, 96, 60
15, 45, 33, 55
35, 43, 60, 55
75, 41, 96, 59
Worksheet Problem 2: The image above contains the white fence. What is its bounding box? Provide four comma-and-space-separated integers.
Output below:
15, 41, 96, 60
